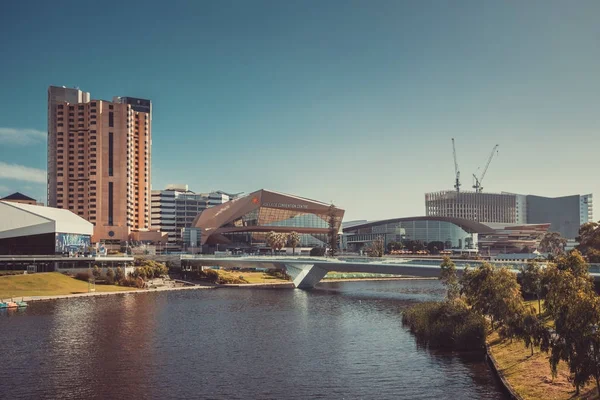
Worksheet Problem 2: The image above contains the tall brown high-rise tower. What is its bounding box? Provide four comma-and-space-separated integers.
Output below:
47, 86, 152, 244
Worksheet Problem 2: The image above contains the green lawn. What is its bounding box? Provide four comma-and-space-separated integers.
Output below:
0, 272, 135, 299
217, 270, 289, 284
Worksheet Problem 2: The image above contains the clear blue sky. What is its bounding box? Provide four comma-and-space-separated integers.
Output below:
0, 0, 599, 221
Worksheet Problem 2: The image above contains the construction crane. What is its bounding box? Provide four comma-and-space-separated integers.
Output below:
472, 144, 499, 193
452, 138, 461, 192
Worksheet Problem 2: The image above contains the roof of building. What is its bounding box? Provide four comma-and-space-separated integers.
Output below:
0, 192, 36, 202
342, 216, 496, 234
0, 201, 93, 239
193, 189, 344, 245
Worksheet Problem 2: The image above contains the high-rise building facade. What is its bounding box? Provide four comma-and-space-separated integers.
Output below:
526, 194, 593, 239
150, 185, 230, 252
425, 191, 517, 224
48, 86, 90, 208
47, 86, 151, 244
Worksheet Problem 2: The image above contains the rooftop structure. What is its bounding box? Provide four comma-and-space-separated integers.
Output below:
0, 192, 42, 206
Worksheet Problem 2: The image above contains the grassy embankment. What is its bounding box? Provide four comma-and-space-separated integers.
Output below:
213, 270, 289, 284
0, 272, 136, 299
324, 271, 405, 280
488, 299, 597, 399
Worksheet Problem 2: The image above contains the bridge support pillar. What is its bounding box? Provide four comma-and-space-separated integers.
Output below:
284, 263, 328, 289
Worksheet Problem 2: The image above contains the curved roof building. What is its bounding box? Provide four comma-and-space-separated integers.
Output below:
342, 216, 550, 255
192, 189, 344, 249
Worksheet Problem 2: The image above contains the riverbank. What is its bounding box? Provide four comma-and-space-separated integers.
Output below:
1, 284, 214, 303
487, 331, 597, 399
0, 272, 135, 299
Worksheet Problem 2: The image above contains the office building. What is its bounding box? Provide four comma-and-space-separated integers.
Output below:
526, 194, 593, 239
150, 185, 230, 252
47, 85, 152, 245
192, 189, 345, 252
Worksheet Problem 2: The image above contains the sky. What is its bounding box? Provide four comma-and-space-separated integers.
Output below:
0, 0, 599, 221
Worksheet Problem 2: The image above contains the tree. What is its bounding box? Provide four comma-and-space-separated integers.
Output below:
115, 267, 125, 283
106, 267, 115, 285
520, 261, 543, 314
366, 236, 385, 257
539, 231, 567, 256
92, 265, 101, 280
554, 249, 589, 278
427, 241, 445, 254
460, 263, 523, 331
265, 231, 278, 255
327, 203, 339, 258
576, 222, 600, 262
387, 241, 403, 252
439, 256, 459, 301
287, 231, 301, 255
517, 307, 550, 356
275, 232, 287, 253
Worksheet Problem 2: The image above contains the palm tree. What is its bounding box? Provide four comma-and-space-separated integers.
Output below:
265, 231, 278, 255
275, 233, 287, 255
288, 231, 301, 255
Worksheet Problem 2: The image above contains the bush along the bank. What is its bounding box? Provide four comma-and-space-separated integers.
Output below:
402, 301, 486, 350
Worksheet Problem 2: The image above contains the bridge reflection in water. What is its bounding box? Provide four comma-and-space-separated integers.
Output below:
180, 256, 600, 289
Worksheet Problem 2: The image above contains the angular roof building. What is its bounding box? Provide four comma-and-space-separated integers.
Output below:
192, 189, 344, 250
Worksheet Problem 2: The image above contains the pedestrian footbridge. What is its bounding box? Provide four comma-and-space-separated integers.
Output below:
180, 256, 600, 289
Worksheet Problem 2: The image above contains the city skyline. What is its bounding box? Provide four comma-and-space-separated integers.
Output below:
1, 1, 600, 221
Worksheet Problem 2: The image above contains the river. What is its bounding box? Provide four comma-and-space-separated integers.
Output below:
0, 280, 507, 399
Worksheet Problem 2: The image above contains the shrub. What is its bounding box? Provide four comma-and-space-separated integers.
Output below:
115, 267, 125, 283
74, 271, 92, 282
265, 269, 290, 280
106, 268, 115, 285
118, 277, 137, 287
92, 265, 101, 279
310, 247, 326, 256
402, 301, 487, 351
135, 276, 145, 288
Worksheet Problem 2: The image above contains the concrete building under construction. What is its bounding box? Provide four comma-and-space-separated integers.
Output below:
425, 191, 520, 224
425, 190, 593, 239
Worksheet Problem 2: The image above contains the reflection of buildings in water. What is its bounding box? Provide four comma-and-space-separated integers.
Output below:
44, 299, 100, 396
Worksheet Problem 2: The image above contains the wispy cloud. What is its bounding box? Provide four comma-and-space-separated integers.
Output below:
0, 127, 46, 145
0, 162, 46, 183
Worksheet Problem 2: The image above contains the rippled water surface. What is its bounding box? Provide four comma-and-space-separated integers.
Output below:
0, 280, 507, 399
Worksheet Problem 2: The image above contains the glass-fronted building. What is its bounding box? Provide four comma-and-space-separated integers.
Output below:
342, 217, 495, 253
193, 189, 344, 252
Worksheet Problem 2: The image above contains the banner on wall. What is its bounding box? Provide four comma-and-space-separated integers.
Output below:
55, 233, 91, 254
